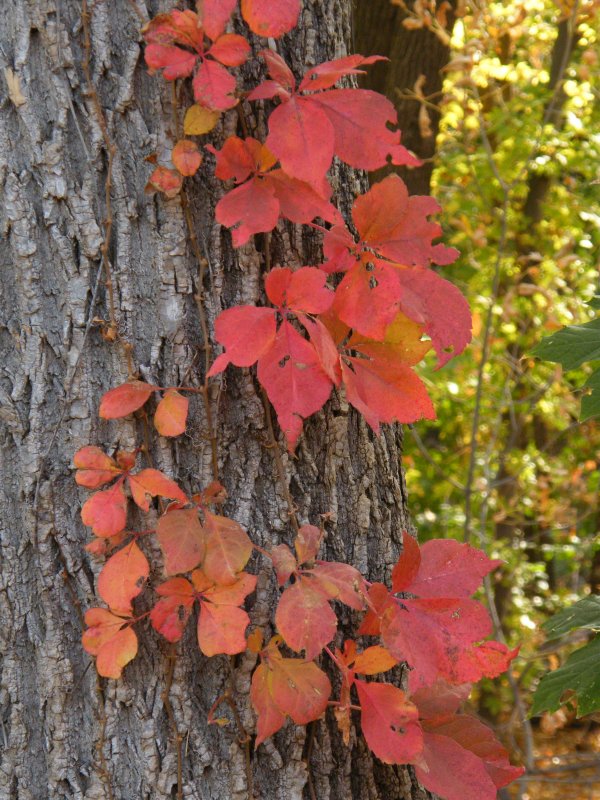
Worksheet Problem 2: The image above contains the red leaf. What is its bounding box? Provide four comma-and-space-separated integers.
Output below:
157, 508, 206, 575
355, 681, 422, 764
150, 577, 195, 641
257, 319, 333, 450
82, 608, 138, 678
154, 390, 189, 437
97, 540, 150, 614
265, 97, 334, 190
143, 10, 203, 50
210, 136, 275, 182
294, 524, 322, 564
215, 177, 280, 245
352, 175, 458, 267
145, 44, 197, 79
172, 140, 203, 177
99, 381, 155, 419
241, 0, 301, 37
271, 544, 297, 586
197, 0, 237, 41
331, 256, 402, 340
396, 268, 472, 367
299, 55, 388, 92
403, 536, 502, 598
446, 641, 519, 685
265, 267, 333, 315
81, 482, 128, 538
415, 731, 498, 800
193, 59, 238, 110
74, 446, 120, 489
266, 169, 342, 228
128, 468, 187, 512
145, 166, 183, 199
424, 715, 525, 789
208, 306, 277, 373
209, 33, 251, 67
313, 89, 420, 173
390, 531, 421, 593
202, 511, 253, 584
250, 637, 331, 745
275, 577, 337, 660
306, 562, 367, 610
380, 596, 493, 691
341, 355, 435, 432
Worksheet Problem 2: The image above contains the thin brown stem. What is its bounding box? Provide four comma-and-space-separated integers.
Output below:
162, 645, 184, 800
261, 389, 300, 532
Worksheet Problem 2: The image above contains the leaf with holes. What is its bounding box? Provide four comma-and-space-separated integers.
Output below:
249, 52, 419, 188
150, 577, 195, 642
128, 468, 188, 512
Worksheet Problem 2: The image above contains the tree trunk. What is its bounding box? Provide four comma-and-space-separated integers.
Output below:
353, 0, 456, 194
0, 2, 430, 799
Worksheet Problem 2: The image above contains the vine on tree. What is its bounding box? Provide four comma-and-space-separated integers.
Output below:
74, 3, 524, 798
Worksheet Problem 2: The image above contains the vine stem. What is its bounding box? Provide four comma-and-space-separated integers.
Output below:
162, 645, 184, 800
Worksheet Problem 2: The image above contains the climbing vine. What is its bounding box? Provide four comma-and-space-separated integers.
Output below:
74, 3, 524, 798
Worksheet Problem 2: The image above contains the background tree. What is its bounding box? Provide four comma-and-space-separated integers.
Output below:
0, 2, 450, 799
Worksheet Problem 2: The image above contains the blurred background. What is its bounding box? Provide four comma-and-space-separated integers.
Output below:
354, 1, 600, 797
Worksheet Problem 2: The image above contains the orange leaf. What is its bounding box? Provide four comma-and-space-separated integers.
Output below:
99, 381, 156, 419
74, 446, 120, 488
202, 511, 253, 585
271, 544, 297, 586
172, 139, 203, 176
81, 482, 128, 537
154, 390, 189, 437
82, 608, 138, 678
352, 645, 398, 675
150, 577, 195, 641
294, 524, 322, 564
250, 638, 331, 746
306, 561, 367, 610
197, 603, 250, 656
145, 165, 183, 198
97, 540, 150, 614
157, 508, 206, 575
128, 468, 188, 512
275, 577, 337, 660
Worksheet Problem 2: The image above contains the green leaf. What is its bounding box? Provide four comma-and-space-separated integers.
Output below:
587, 295, 600, 310
532, 318, 600, 370
531, 636, 600, 718
543, 595, 600, 640
581, 368, 600, 421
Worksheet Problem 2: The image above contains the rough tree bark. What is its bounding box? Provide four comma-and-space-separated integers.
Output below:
0, 2, 429, 799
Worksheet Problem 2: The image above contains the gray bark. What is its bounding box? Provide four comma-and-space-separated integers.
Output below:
0, 2, 428, 799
